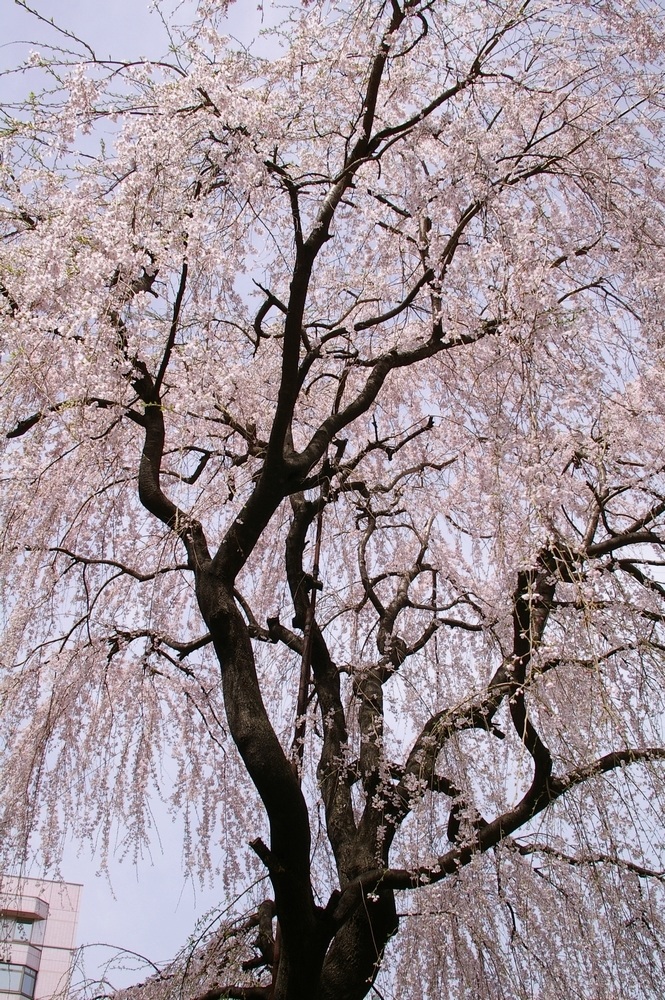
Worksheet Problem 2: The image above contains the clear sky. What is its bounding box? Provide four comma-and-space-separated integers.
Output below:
1, 0, 280, 991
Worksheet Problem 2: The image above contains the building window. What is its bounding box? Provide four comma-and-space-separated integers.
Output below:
13, 924, 31, 946
0, 920, 32, 945
0, 920, 44, 950
0, 964, 37, 998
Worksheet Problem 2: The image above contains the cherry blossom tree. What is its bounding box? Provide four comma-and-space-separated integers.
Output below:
2, 1, 665, 997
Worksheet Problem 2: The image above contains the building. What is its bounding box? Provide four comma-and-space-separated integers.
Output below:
0, 877, 81, 1000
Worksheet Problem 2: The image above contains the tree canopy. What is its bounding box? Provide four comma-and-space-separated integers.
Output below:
2, 1, 665, 997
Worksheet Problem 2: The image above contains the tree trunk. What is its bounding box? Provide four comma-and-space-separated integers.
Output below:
317, 891, 398, 1000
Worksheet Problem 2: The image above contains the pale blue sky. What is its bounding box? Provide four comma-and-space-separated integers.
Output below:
1, 0, 280, 990
2, 0, 269, 65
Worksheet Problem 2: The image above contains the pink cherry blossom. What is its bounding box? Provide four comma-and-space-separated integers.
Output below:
2, 2, 665, 997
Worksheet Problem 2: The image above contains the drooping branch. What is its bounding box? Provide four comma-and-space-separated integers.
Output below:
330, 746, 665, 926
294, 318, 498, 477
48, 547, 189, 583
390, 696, 507, 833
195, 985, 269, 1000
284, 492, 357, 875
105, 626, 212, 662
154, 258, 189, 396
512, 842, 665, 881
388, 545, 572, 836
133, 368, 211, 571
290, 489, 326, 777
6, 396, 144, 438
587, 530, 663, 559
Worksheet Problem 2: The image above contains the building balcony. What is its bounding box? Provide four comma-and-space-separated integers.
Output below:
0, 900, 47, 924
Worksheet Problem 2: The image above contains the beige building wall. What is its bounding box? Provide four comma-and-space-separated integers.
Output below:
0, 876, 81, 1000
